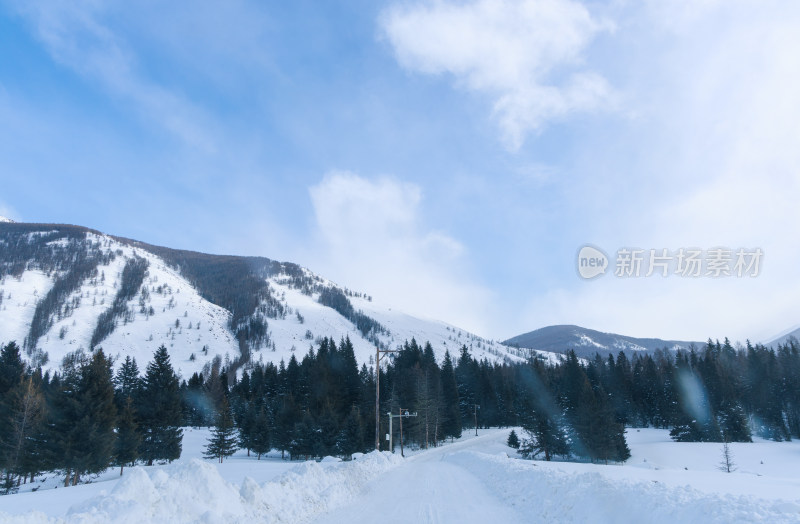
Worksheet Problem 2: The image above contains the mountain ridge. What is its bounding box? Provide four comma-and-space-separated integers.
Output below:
0, 221, 537, 376
504, 324, 703, 359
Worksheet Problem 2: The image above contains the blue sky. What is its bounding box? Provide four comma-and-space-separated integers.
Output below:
2, 0, 799, 343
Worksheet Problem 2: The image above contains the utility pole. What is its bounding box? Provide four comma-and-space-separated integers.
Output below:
375, 346, 398, 451
473, 404, 480, 436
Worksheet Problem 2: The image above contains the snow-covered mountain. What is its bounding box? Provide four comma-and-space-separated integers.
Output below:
504, 324, 702, 359
0, 222, 541, 377
0, 216, 14, 223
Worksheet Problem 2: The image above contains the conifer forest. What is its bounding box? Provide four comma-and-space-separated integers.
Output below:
3, 334, 800, 492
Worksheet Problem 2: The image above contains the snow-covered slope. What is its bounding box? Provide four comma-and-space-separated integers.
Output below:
258, 277, 540, 370
766, 324, 800, 347
0, 222, 543, 377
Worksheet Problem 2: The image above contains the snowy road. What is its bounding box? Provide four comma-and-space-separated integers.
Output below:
316, 432, 526, 524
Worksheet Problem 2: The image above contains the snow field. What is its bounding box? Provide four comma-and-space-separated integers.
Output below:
446, 450, 799, 523
0, 270, 53, 347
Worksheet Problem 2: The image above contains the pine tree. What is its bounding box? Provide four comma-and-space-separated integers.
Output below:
236, 401, 256, 456
340, 336, 361, 411
0, 341, 26, 489
588, 385, 630, 463
45, 355, 85, 487
274, 395, 300, 459
248, 406, 271, 460
440, 350, 461, 440
1, 376, 44, 491
455, 346, 477, 430
289, 412, 316, 460
336, 406, 364, 458
138, 346, 183, 465
114, 356, 141, 408
718, 401, 752, 443
50, 349, 117, 486
204, 397, 238, 463
507, 429, 520, 449
517, 367, 568, 462
114, 397, 141, 475
76, 349, 117, 480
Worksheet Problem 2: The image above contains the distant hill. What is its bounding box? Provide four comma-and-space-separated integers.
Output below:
504, 324, 703, 359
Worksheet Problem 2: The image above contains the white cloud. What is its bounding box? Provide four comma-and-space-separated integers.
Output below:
380, 0, 614, 149
515, 1, 800, 343
308, 171, 493, 333
0, 201, 19, 222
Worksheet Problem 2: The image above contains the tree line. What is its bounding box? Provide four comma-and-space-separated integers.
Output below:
2, 335, 800, 492
0, 342, 182, 492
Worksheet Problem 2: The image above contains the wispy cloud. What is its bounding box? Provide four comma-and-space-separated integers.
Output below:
0, 200, 19, 222
308, 171, 493, 333
10, 0, 218, 151
380, 0, 614, 150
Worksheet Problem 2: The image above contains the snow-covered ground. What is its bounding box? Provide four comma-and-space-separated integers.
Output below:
2, 428, 800, 523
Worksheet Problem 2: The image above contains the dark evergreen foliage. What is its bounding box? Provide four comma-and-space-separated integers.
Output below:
318, 288, 386, 341
91, 257, 149, 348
507, 429, 520, 449
114, 356, 142, 409
114, 396, 140, 475
0, 341, 25, 461
138, 346, 183, 465
204, 397, 238, 463
439, 350, 462, 440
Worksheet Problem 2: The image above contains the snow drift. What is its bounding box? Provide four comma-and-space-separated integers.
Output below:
0, 452, 402, 524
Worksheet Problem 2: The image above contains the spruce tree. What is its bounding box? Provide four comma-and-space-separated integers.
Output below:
289, 412, 315, 460
517, 369, 568, 462
248, 406, 271, 460
1, 376, 44, 491
440, 350, 462, 440
138, 346, 183, 465
62, 349, 118, 485
0, 341, 25, 474
337, 406, 364, 458
274, 395, 300, 459
204, 397, 238, 463
236, 402, 256, 456
46, 356, 85, 487
115, 396, 141, 475
507, 429, 520, 449
114, 356, 141, 408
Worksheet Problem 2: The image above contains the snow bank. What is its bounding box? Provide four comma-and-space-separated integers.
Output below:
445, 450, 800, 524
0, 453, 402, 524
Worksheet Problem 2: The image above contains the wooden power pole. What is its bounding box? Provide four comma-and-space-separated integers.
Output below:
375, 346, 398, 451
